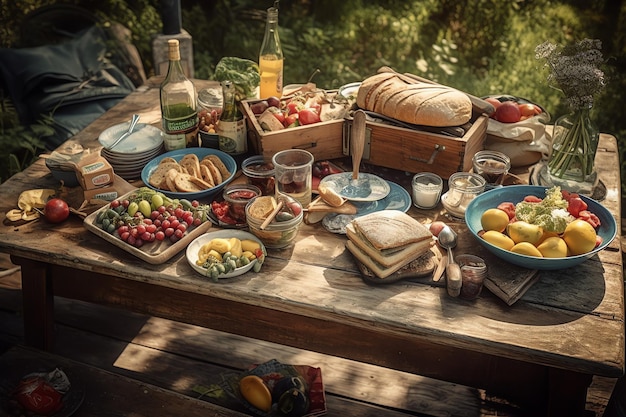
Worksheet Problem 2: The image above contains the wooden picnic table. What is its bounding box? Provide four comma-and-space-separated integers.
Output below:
0, 77, 623, 416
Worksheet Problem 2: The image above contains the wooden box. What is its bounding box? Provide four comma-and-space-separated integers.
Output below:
240, 99, 344, 161
241, 98, 487, 179
343, 114, 489, 179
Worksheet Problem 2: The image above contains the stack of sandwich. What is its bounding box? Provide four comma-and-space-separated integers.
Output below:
345, 210, 434, 279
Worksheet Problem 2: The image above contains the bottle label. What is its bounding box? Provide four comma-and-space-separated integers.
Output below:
163, 109, 199, 134
217, 120, 247, 155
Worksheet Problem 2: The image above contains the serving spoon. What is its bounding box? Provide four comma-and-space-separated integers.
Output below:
438, 225, 462, 297
108, 114, 140, 150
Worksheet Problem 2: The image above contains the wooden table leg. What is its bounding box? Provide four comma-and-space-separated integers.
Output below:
547, 368, 593, 416
11, 256, 55, 350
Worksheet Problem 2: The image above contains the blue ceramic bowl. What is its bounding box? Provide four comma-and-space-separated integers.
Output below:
141, 148, 237, 201
464, 185, 617, 270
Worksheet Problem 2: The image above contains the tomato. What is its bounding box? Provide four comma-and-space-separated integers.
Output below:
44, 198, 70, 223
566, 197, 588, 217
211, 201, 237, 225
523, 195, 542, 203
577, 210, 601, 228
496, 202, 516, 220
298, 108, 321, 125
495, 101, 521, 123
270, 108, 286, 124
283, 113, 299, 128
518, 103, 540, 118
286, 101, 303, 115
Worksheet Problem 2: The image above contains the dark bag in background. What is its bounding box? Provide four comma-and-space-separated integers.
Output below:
0, 6, 141, 150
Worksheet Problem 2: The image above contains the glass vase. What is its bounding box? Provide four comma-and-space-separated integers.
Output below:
540, 105, 599, 196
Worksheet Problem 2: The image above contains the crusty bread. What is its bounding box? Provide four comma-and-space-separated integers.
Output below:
148, 162, 180, 188
165, 168, 179, 192
201, 159, 222, 185
203, 155, 231, 179
317, 183, 345, 207
174, 172, 203, 192
180, 154, 201, 177
356, 73, 472, 127
199, 164, 215, 187
350, 210, 432, 251
159, 157, 178, 165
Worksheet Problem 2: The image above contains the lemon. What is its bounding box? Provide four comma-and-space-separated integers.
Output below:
506, 221, 543, 244
239, 375, 272, 412
562, 219, 597, 255
481, 208, 510, 232
511, 242, 543, 257
536, 236, 568, 258
482, 230, 515, 251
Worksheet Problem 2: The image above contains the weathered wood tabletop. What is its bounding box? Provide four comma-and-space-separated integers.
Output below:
0, 77, 623, 416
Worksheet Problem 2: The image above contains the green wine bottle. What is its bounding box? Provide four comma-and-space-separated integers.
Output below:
160, 39, 198, 150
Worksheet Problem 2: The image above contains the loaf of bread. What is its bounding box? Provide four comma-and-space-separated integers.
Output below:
356, 73, 472, 127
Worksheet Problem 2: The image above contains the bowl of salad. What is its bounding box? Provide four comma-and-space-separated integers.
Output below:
465, 185, 617, 270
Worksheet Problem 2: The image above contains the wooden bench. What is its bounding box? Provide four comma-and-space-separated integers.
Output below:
0, 345, 248, 417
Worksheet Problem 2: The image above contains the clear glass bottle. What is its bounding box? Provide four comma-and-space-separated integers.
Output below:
216, 81, 247, 155
160, 39, 198, 150
259, 2, 283, 99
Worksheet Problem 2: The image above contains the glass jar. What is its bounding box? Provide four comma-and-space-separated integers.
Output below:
242, 155, 276, 196
412, 172, 443, 209
222, 184, 262, 223
441, 172, 486, 218
456, 254, 487, 300
472, 150, 511, 186
197, 86, 223, 148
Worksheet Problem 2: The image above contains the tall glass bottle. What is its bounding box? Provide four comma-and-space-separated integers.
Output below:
259, 1, 283, 99
160, 39, 198, 150
217, 81, 247, 155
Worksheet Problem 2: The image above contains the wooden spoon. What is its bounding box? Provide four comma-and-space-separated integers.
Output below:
351, 109, 366, 180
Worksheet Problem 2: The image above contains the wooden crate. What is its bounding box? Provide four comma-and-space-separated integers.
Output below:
240, 99, 344, 161
343, 114, 488, 179
241, 98, 487, 179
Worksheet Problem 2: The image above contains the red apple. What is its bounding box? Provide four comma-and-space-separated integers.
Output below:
44, 198, 70, 223
494, 101, 521, 123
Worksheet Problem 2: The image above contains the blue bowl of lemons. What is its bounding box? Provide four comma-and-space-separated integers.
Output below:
464, 185, 616, 270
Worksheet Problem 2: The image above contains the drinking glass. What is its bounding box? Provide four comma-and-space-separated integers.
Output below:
272, 149, 314, 207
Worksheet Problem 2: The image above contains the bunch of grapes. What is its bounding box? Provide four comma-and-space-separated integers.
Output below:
95, 188, 210, 248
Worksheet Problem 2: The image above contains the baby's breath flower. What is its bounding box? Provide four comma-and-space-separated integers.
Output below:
535, 39, 605, 109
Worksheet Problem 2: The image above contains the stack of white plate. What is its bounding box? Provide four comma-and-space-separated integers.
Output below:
99, 122, 165, 180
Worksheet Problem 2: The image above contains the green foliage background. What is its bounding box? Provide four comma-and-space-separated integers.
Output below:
1, 0, 625, 208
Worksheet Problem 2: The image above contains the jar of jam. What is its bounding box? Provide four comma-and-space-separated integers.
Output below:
242, 155, 275, 196
222, 184, 262, 223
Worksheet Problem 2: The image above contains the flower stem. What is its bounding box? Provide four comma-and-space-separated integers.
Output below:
548, 108, 596, 180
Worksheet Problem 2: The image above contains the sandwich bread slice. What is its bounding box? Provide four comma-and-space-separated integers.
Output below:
345, 210, 434, 279
350, 210, 433, 250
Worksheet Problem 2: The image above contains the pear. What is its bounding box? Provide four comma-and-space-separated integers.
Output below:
506, 221, 543, 245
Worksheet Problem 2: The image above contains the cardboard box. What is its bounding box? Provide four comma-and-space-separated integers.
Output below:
240, 99, 344, 161
241, 98, 487, 179
83, 183, 120, 202
75, 154, 114, 190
